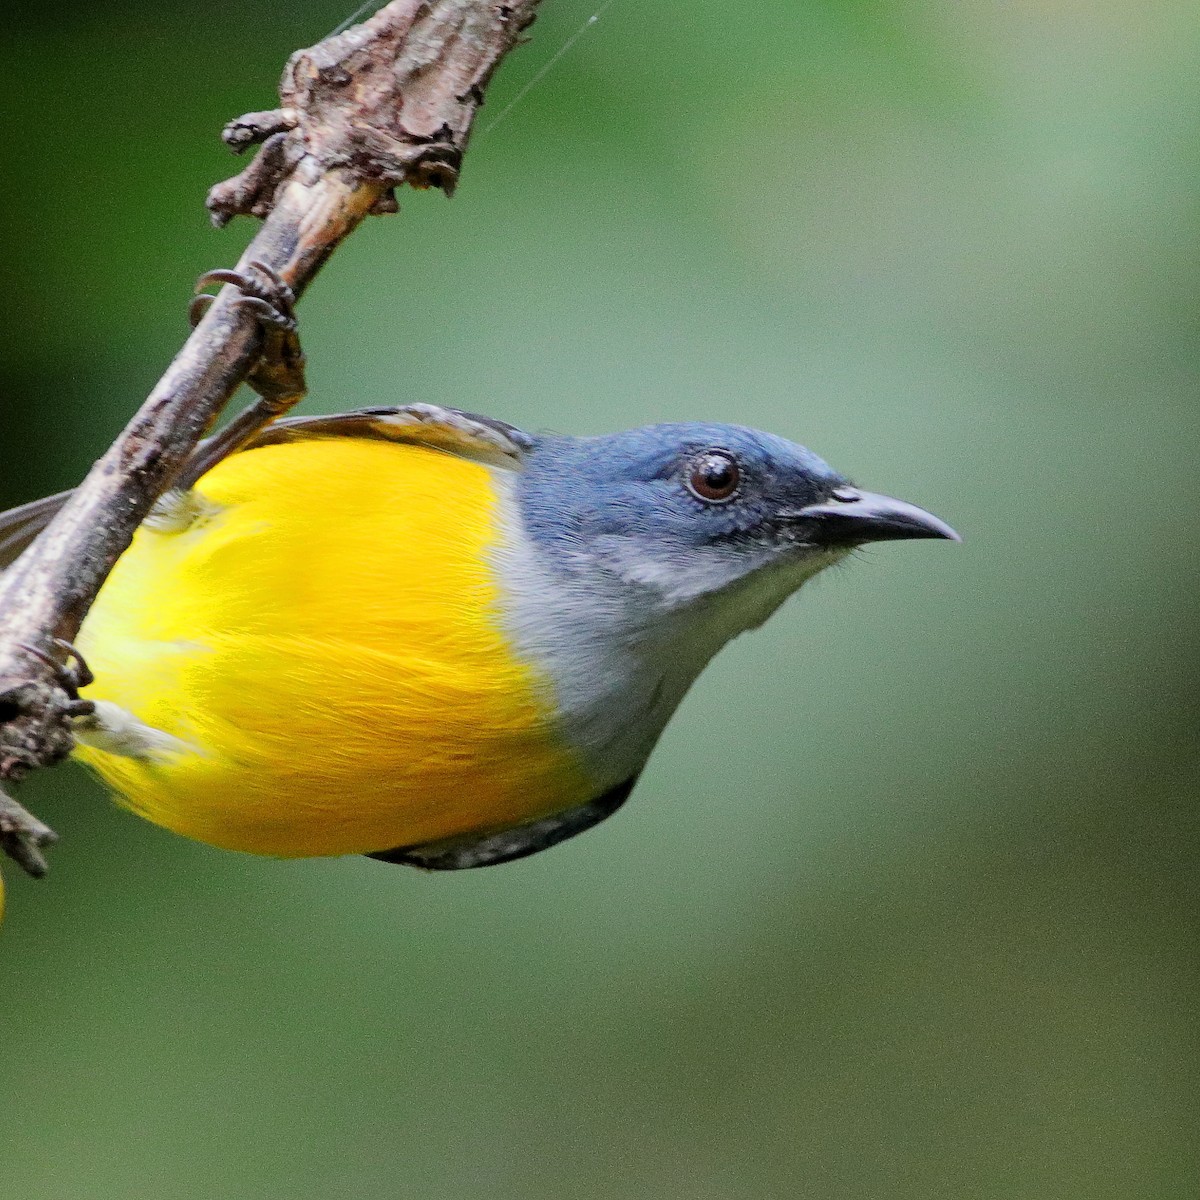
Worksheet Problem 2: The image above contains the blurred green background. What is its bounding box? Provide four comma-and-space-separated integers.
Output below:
2, 1, 1199, 1196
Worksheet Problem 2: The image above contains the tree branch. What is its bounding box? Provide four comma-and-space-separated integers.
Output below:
0, 0, 543, 876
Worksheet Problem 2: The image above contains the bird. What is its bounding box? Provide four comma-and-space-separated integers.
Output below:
0, 403, 958, 870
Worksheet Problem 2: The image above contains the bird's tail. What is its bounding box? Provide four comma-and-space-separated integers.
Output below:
0, 490, 73, 570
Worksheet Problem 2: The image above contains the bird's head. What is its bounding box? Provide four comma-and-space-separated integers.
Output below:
521, 422, 959, 624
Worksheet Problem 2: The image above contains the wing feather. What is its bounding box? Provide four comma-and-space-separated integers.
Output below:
0, 405, 534, 568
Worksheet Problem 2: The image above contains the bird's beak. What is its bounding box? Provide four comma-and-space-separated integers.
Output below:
789, 488, 961, 545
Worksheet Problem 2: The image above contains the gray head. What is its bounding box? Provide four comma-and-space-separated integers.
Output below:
520, 422, 958, 615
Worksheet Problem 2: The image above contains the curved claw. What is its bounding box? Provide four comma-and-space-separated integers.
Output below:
194, 267, 251, 293
52, 637, 94, 689
188, 294, 214, 328
246, 259, 288, 292
17, 641, 62, 677
192, 262, 296, 329
17, 639, 94, 700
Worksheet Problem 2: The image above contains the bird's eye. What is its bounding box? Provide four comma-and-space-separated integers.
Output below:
687, 450, 741, 503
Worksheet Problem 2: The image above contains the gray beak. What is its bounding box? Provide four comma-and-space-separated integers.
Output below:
791, 488, 961, 545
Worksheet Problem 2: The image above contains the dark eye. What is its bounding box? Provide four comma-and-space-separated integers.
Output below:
687, 450, 741, 503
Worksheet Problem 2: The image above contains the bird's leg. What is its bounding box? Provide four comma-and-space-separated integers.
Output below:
177, 260, 308, 488
18, 608, 187, 769
23, 634, 187, 765
73, 701, 190, 762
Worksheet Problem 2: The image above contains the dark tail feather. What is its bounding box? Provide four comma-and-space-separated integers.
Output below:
0, 490, 73, 569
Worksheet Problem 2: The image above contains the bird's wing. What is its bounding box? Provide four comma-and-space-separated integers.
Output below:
244, 404, 535, 469
0, 405, 535, 569
367, 775, 639, 870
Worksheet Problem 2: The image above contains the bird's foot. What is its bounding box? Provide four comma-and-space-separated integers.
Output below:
16, 639, 95, 718
190, 259, 307, 408
176, 260, 310, 487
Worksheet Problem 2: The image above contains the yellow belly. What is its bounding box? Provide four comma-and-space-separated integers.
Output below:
74, 436, 591, 857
